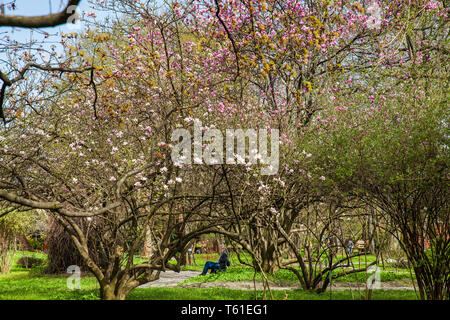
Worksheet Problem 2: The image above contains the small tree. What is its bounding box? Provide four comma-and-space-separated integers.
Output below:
0, 209, 45, 273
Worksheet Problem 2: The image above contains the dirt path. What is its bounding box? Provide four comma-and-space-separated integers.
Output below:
139, 271, 416, 291
138, 270, 200, 288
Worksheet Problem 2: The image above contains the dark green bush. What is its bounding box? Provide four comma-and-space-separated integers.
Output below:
16, 256, 44, 269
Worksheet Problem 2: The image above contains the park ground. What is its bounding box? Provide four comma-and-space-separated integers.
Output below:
0, 251, 421, 300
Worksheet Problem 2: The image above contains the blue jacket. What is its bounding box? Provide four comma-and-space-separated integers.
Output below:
217, 250, 231, 271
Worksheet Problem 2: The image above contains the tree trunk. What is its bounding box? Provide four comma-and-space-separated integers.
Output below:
99, 284, 129, 300
414, 267, 447, 300
142, 226, 153, 258
254, 246, 279, 275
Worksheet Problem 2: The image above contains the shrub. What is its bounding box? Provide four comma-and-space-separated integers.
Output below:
45, 217, 109, 274
16, 256, 45, 269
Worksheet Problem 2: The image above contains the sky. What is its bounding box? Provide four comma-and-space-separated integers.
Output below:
1, 0, 109, 34
0, 0, 112, 60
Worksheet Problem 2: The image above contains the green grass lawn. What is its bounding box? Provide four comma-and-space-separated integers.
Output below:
0, 270, 418, 300
0, 251, 418, 300
182, 265, 414, 285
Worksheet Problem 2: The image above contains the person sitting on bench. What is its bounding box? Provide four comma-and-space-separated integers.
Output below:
201, 247, 231, 275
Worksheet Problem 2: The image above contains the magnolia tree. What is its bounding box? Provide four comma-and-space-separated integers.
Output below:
0, 2, 249, 299
0, 0, 448, 300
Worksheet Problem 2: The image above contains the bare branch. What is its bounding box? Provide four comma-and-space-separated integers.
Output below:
0, 0, 82, 28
